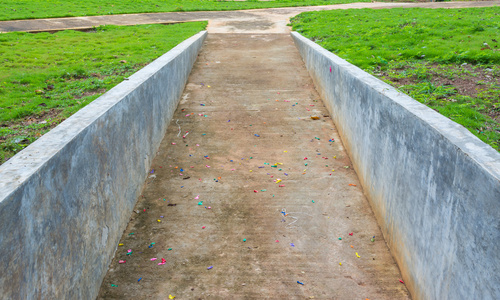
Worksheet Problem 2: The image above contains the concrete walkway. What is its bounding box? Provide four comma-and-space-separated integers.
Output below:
1, 1, 498, 33
97, 33, 410, 299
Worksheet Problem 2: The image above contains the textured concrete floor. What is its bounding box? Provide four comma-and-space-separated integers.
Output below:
97, 33, 410, 299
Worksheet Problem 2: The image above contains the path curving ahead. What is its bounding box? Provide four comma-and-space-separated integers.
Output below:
0, 1, 498, 34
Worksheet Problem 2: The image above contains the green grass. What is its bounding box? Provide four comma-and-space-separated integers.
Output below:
0, 0, 370, 21
291, 7, 500, 151
0, 22, 207, 164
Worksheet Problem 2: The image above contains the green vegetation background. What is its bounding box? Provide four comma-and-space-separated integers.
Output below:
0, 0, 369, 21
0, 22, 207, 163
291, 7, 500, 150
1, 5, 499, 163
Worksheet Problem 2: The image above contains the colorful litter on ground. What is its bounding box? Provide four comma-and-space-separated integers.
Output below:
97, 34, 409, 299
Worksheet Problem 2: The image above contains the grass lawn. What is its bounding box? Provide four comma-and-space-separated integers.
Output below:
0, 22, 207, 164
291, 7, 500, 151
0, 0, 371, 21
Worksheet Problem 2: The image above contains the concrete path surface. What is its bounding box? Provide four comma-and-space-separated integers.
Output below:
1, 1, 498, 33
97, 33, 410, 299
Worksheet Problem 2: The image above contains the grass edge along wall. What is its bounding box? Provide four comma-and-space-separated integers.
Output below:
0, 31, 207, 299
0, 22, 207, 164
292, 31, 500, 300
291, 7, 500, 152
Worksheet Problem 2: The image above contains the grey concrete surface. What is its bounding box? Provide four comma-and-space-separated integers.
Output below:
291, 32, 500, 300
97, 33, 409, 299
0, 30, 207, 299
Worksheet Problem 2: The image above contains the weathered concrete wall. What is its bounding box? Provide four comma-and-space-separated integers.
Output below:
292, 32, 500, 300
0, 30, 207, 299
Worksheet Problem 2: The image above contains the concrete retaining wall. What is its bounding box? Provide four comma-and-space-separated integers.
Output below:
292, 32, 500, 300
0, 30, 207, 299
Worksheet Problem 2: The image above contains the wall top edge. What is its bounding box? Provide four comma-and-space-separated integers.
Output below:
0, 30, 208, 201
291, 31, 500, 180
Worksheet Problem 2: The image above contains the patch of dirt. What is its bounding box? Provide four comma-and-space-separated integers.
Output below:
91, 72, 105, 79
0, 108, 64, 164
383, 64, 499, 99
488, 106, 500, 122
18, 108, 63, 126
75, 88, 107, 99
0, 108, 63, 142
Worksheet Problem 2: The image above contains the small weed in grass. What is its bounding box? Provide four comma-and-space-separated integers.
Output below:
0, 22, 207, 164
291, 7, 500, 151
0, 0, 369, 21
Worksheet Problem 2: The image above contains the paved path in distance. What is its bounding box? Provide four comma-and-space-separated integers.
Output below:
1, 1, 498, 33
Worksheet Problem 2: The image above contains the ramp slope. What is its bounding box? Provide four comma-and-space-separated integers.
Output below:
98, 34, 409, 299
